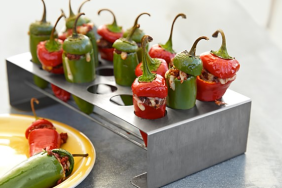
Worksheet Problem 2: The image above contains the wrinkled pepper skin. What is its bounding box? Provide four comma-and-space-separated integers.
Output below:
0, 150, 72, 188
62, 13, 95, 114
113, 52, 138, 86
196, 29, 240, 101
166, 75, 197, 109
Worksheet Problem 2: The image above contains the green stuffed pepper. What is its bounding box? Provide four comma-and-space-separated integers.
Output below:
62, 13, 95, 114
123, 12, 150, 62
165, 36, 208, 109
0, 149, 74, 188
60, 0, 99, 68
29, 0, 56, 88
113, 24, 140, 86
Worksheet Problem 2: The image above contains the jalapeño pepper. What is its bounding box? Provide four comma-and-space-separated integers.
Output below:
113, 24, 140, 86
149, 13, 186, 67
166, 36, 208, 109
0, 149, 74, 188
62, 13, 95, 114
60, 0, 99, 67
97, 9, 123, 61
196, 29, 240, 101
132, 35, 168, 119
29, 0, 55, 88
123, 13, 150, 62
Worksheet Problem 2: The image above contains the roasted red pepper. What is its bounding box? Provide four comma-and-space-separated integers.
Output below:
97, 9, 123, 61
51, 84, 71, 102
196, 29, 240, 101
148, 13, 186, 67
26, 98, 68, 156
132, 35, 168, 120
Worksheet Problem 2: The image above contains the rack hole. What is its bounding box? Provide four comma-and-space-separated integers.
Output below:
110, 95, 133, 106
96, 68, 114, 76
87, 84, 117, 94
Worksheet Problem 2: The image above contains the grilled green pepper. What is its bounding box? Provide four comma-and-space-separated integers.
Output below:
64, 0, 99, 67
113, 24, 140, 86
62, 13, 95, 114
165, 36, 208, 109
29, 0, 56, 88
0, 149, 74, 188
123, 13, 150, 62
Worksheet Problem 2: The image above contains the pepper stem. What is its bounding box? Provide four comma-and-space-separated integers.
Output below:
78, 0, 90, 13
30, 98, 39, 120
40, 0, 47, 23
73, 13, 85, 37
139, 35, 156, 82
98, 9, 122, 33
162, 13, 186, 53
127, 24, 140, 41
188, 36, 209, 56
50, 14, 66, 42
72, 154, 89, 157
211, 29, 233, 59
132, 12, 150, 28
69, 0, 75, 17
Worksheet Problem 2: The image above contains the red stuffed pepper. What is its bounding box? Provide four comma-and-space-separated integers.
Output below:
26, 98, 68, 156
132, 35, 168, 120
97, 9, 123, 61
196, 29, 240, 101
148, 13, 186, 67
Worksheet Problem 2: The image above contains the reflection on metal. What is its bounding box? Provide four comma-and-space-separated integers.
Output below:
131, 172, 147, 188
6, 52, 251, 188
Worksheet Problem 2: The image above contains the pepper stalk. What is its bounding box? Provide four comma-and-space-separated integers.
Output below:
211, 29, 233, 59
98, 9, 122, 33
30, 98, 39, 120
139, 35, 156, 82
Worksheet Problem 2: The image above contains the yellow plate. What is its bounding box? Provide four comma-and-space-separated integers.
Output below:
0, 114, 96, 188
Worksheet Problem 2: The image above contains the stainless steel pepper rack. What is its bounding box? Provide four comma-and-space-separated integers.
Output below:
6, 52, 251, 188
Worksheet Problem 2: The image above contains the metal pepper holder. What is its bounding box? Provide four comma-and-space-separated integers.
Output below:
6, 52, 251, 188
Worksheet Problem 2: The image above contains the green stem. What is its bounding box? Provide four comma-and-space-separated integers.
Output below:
211, 29, 233, 59
50, 14, 65, 42
40, 0, 47, 23
72, 154, 89, 157
98, 9, 121, 33
78, 0, 90, 13
69, 0, 75, 17
163, 13, 186, 50
188, 36, 209, 56
139, 35, 155, 82
127, 24, 140, 40
132, 12, 150, 27
73, 13, 85, 37
30, 98, 39, 120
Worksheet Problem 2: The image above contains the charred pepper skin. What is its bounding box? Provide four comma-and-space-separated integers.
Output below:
62, 13, 95, 114
0, 149, 74, 188
148, 13, 186, 67
196, 29, 240, 101
113, 24, 140, 86
123, 13, 150, 62
97, 9, 123, 61
166, 36, 208, 109
29, 0, 56, 89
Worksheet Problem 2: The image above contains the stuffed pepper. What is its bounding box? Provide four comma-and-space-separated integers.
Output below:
135, 38, 168, 78
26, 98, 68, 156
112, 24, 140, 86
97, 9, 123, 61
59, 0, 99, 67
196, 29, 240, 101
132, 35, 168, 120
0, 149, 74, 188
123, 12, 150, 62
29, 0, 55, 89
148, 13, 186, 67
166, 36, 208, 109
37, 14, 71, 102
62, 13, 95, 114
